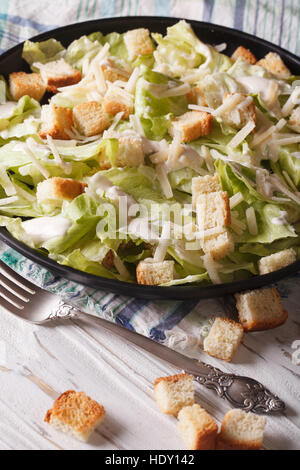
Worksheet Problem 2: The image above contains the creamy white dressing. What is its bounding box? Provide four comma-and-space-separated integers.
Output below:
22, 216, 71, 245
271, 211, 289, 226
236, 77, 279, 107
0, 102, 17, 119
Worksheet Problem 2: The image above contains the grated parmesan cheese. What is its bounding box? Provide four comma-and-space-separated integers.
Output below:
0, 195, 19, 206
228, 120, 256, 148
246, 207, 258, 236
46, 135, 72, 175
202, 253, 221, 284
188, 104, 215, 114
156, 164, 173, 199
230, 192, 244, 209
24, 139, 50, 179
125, 67, 140, 94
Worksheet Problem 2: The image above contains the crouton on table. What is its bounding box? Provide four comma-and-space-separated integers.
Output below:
216, 409, 266, 450
73, 101, 110, 137
235, 287, 288, 331
37, 177, 87, 207
154, 374, 194, 415
9, 71, 46, 102
45, 390, 106, 442
231, 46, 257, 65
124, 28, 154, 61
39, 104, 74, 140
38, 58, 82, 93
257, 52, 291, 79
136, 260, 174, 285
170, 111, 213, 143
178, 404, 218, 450
203, 317, 244, 362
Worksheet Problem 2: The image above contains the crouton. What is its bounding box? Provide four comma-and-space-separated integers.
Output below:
9, 71, 46, 102
203, 317, 244, 362
169, 111, 213, 143
37, 177, 87, 207
45, 390, 106, 442
192, 175, 221, 208
289, 106, 300, 133
39, 104, 74, 140
186, 85, 208, 106
235, 287, 288, 332
101, 59, 130, 83
178, 404, 218, 450
102, 85, 134, 118
202, 230, 234, 261
154, 374, 194, 415
38, 58, 81, 93
216, 409, 266, 450
196, 191, 231, 229
257, 52, 291, 79
136, 260, 174, 285
99, 135, 144, 168
258, 248, 296, 275
221, 93, 256, 130
231, 46, 257, 65
124, 28, 154, 61
73, 101, 110, 137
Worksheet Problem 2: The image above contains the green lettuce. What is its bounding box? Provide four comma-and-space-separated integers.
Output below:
22, 38, 65, 70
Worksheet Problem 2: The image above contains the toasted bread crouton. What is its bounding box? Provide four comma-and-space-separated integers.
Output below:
124, 28, 154, 61
186, 85, 208, 106
178, 404, 218, 450
154, 374, 194, 415
39, 104, 74, 140
37, 177, 87, 207
136, 260, 174, 285
9, 71, 46, 102
202, 230, 234, 261
289, 106, 300, 133
170, 111, 213, 143
257, 52, 291, 79
73, 101, 110, 137
45, 390, 106, 442
258, 248, 296, 275
216, 409, 266, 450
192, 175, 221, 208
231, 46, 257, 65
38, 58, 81, 93
203, 317, 244, 362
101, 59, 130, 83
221, 93, 256, 130
196, 191, 231, 230
235, 287, 288, 332
102, 85, 134, 118
99, 135, 144, 168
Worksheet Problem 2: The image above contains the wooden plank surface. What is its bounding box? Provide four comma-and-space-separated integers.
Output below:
0, 293, 300, 450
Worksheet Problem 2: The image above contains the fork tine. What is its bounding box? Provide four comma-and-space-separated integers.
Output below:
0, 262, 35, 295
0, 275, 30, 303
0, 290, 24, 310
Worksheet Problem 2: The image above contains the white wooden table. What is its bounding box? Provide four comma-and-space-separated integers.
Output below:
0, 291, 300, 451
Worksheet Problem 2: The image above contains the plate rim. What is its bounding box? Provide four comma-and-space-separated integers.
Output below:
0, 15, 299, 300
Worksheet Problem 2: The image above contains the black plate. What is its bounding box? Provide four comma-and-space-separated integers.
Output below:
0, 16, 299, 300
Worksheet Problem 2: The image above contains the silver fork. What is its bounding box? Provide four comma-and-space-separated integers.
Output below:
0, 259, 286, 414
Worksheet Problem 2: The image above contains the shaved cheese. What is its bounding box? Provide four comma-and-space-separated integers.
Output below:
167, 130, 184, 166
114, 255, 131, 280
93, 61, 107, 94
252, 118, 286, 147
156, 164, 173, 199
200, 146, 215, 173
214, 43, 227, 52
15, 185, 36, 202
108, 111, 124, 132
182, 70, 208, 84
0, 195, 19, 206
246, 207, 258, 235
292, 152, 300, 159
188, 104, 215, 114
213, 94, 243, 117
25, 139, 50, 179
272, 135, 300, 145
282, 86, 300, 116
129, 114, 145, 137
158, 83, 191, 98
202, 254, 221, 284
0, 165, 17, 196
230, 192, 244, 209
228, 120, 256, 148
154, 224, 171, 262
125, 67, 140, 94
46, 135, 72, 175
270, 174, 300, 204
230, 212, 246, 235
141, 79, 190, 98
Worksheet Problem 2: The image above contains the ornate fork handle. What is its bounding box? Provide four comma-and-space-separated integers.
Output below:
191, 362, 285, 414
49, 301, 286, 414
